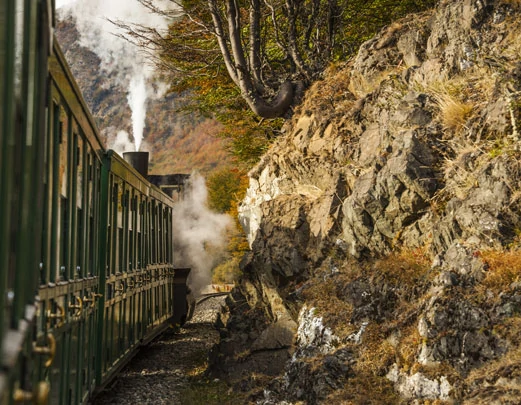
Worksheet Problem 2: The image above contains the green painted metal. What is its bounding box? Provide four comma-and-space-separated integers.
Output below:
95, 152, 110, 386
12, 0, 36, 320
1, 1, 190, 403
50, 103, 60, 284
0, 0, 16, 353
1, 0, 17, 340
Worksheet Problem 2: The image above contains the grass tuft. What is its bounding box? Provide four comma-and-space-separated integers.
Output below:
429, 83, 475, 132
325, 374, 401, 404
480, 249, 521, 291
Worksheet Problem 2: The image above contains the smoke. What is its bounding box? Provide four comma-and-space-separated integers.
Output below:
57, 0, 177, 151
128, 74, 147, 151
173, 174, 232, 297
110, 130, 136, 155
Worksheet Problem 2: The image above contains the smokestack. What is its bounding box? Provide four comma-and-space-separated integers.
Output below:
123, 151, 149, 178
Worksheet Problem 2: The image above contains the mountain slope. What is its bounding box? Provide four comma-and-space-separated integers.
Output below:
211, 1, 521, 402
55, 16, 232, 175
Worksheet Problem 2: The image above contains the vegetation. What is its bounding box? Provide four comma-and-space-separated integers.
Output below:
117, 0, 437, 166
147, 114, 232, 175
480, 245, 521, 292
301, 247, 433, 350
206, 167, 250, 284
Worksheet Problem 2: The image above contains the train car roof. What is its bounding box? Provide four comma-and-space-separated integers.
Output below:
106, 150, 176, 206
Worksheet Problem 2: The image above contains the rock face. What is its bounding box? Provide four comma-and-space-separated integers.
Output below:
210, 0, 521, 402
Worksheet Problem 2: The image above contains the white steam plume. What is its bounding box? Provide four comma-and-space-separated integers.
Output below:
173, 174, 232, 297
110, 130, 135, 156
128, 74, 147, 151
57, 0, 177, 151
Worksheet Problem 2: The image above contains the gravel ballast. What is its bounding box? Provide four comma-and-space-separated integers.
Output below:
92, 295, 227, 404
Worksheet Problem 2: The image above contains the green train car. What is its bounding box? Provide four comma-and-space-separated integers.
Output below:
1, 1, 191, 404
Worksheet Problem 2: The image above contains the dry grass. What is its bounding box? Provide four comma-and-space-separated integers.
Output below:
438, 97, 474, 132
410, 361, 461, 385
433, 135, 521, 206
414, 66, 497, 135
348, 68, 403, 99
465, 343, 521, 388
435, 138, 485, 201
325, 374, 401, 404
355, 323, 396, 376
491, 316, 521, 347
429, 82, 475, 133
480, 249, 521, 291
503, 0, 521, 4
372, 248, 433, 290
301, 267, 357, 338
179, 378, 248, 405
304, 248, 431, 338
396, 325, 423, 372
487, 9, 521, 80
299, 63, 356, 117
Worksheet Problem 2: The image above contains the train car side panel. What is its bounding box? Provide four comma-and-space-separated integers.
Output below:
0, 1, 193, 403
0, 1, 52, 403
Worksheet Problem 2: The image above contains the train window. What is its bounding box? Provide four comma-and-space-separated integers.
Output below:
122, 188, 130, 273
165, 207, 172, 263
135, 216, 139, 270
77, 208, 83, 279
163, 207, 168, 263
118, 227, 124, 274
157, 204, 161, 263
39, 99, 55, 284
75, 134, 86, 279
48, 102, 60, 283
160, 207, 164, 263
76, 134, 83, 208
87, 153, 93, 211
110, 180, 119, 276
144, 200, 150, 267
157, 204, 162, 263
137, 199, 143, 269
89, 156, 98, 277
156, 203, 160, 263
59, 108, 68, 197
11, 0, 24, 100
89, 216, 94, 277
129, 193, 137, 272
60, 196, 68, 281
116, 182, 125, 274
160, 205, 165, 263
151, 202, 157, 264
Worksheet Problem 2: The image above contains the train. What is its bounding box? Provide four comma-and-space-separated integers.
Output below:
1, 1, 192, 404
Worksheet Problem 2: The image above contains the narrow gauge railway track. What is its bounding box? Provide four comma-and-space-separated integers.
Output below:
195, 292, 231, 306
92, 294, 229, 405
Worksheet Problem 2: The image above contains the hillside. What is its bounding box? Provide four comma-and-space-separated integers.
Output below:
210, 0, 521, 403
55, 16, 232, 175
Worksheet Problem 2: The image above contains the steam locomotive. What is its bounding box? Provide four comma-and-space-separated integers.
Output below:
1, 1, 191, 403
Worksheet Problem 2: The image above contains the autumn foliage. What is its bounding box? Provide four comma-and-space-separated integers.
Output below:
206, 167, 250, 283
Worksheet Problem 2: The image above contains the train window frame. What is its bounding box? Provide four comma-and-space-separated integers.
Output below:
111, 178, 119, 276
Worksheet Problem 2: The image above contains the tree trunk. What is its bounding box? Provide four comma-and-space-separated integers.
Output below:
208, 0, 296, 118
245, 81, 295, 118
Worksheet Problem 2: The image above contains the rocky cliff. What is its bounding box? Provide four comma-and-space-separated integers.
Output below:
210, 0, 521, 403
